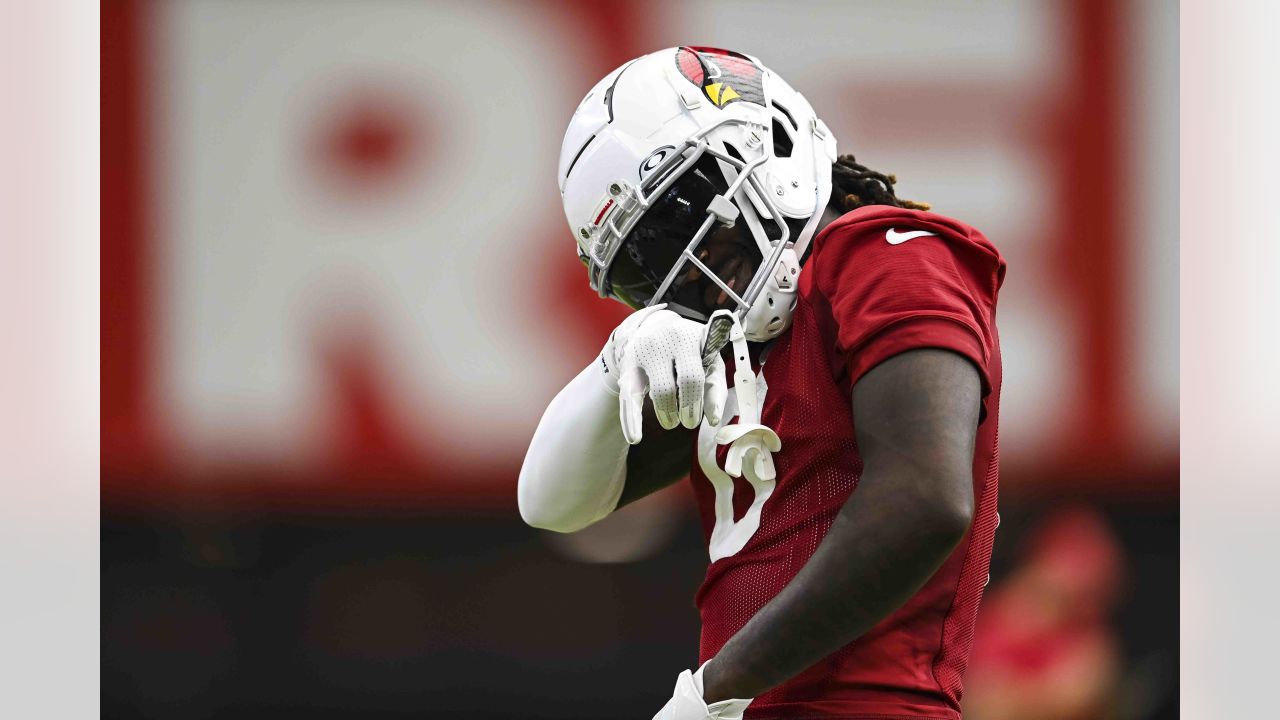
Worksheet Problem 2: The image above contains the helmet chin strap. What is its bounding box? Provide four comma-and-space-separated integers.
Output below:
727, 184, 795, 341
792, 187, 828, 259
723, 151, 827, 343
740, 194, 822, 341
742, 248, 799, 341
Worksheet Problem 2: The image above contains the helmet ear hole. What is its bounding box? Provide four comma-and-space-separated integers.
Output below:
771, 118, 793, 157
772, 101, 798, 131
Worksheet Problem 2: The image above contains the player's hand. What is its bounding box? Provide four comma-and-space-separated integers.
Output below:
600, 304, 728, 444
653, 663, 752, 720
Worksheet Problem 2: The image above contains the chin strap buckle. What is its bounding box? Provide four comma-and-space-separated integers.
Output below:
772, 251, 799, 290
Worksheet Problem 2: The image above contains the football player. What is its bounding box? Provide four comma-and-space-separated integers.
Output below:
519, 47, 1005, 720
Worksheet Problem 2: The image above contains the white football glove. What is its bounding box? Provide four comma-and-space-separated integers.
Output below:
653, 662, 752, 720
601, 304, 728, 444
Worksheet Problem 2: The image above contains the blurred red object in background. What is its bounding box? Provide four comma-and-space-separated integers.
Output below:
965, 507, 1125, 720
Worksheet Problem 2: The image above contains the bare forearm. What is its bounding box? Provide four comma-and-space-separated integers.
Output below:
703, 349, 982, 703
702, 473, 971, 701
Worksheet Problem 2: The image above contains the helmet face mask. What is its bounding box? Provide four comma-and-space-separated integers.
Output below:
561, 47, 838, 340
605, 151, 778, 322
614, 206, 765, 320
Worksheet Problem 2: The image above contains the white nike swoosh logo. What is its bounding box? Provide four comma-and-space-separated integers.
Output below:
886, 228, 936, 245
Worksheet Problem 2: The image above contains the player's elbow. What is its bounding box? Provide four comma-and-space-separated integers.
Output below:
925, 473, 975, 547
519, 502, 597, 534
517, 486, 581, 533
517, 467, 599, 534
521, 512, 592, 534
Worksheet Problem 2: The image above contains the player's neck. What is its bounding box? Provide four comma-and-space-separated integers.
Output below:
812, 204, 844, 238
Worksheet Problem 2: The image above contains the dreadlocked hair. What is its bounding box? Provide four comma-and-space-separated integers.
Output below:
830, 154, 931, 213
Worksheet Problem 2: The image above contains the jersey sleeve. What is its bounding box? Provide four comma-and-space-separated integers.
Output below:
810, 209, 1004, 394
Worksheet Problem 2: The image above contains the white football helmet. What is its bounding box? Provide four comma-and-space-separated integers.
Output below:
558, 47, 838, 342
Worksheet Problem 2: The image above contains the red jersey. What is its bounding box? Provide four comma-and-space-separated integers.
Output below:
689, 206, 1006, 719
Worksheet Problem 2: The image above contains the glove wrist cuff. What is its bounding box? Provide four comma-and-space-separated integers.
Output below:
599, 329, 622, 395
600, 304, 666, 396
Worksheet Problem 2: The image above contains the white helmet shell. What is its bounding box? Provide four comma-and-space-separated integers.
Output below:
558, 47, 837, 341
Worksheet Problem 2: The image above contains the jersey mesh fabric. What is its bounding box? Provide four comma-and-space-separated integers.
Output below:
689, 206, 1006, 720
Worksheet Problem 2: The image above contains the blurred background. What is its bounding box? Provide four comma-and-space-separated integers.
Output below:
101, 1, 1177, 718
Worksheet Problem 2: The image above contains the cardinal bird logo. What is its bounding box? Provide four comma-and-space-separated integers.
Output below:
674, 46, 765, 109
